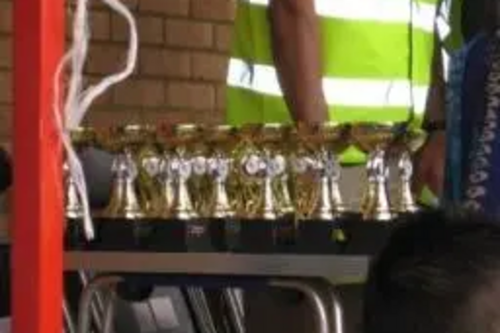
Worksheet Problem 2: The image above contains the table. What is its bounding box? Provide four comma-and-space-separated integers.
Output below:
65, 252, 369, 333
65, 252, 369, 285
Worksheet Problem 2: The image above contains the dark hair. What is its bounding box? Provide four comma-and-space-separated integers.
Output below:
363, 209, 500, 333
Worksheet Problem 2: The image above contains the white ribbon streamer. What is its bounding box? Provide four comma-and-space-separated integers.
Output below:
54, 0, 139, 240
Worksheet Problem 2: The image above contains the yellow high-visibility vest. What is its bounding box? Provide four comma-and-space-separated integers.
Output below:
226, 0, 453, 164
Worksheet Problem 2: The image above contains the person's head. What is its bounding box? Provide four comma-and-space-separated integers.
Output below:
363, 210, 500, 333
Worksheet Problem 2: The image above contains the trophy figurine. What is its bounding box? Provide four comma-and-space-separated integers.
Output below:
392, 129, 427, 215
291, 123, 350, 253
156, 153, 175, 219
148, 124, 212, 252
65, 126, 98, 248
102, 125, 153, 220
351, 123, 395, 222
238, 123, 293, 252
205, 125, 240, 251
98, 125, 153, 250
206, 125, 236, 219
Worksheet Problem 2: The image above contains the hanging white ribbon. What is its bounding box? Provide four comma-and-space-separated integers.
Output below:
54, 0, 139, 240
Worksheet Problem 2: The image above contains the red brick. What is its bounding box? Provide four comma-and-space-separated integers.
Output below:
191, 52, 228, 81
0, 1, 12, 33
140, 48, 190, 78
165, 19, 213, 49
86, 44, 133, 75
167, 82, 215, 110
216, 84, 227, 109
85, 76, 113, 106
142, 110, 213, 125
0, 72, 11, 103
90, 10, 110, 41
113, 15, 163, 44
83, 109, 142, 128
215, 24, 233, 52
191, 0, 236, 21
113, 79, 165, 107
0, 106, 12, 140
139, 0, 189, 16
0, 38, 11, 69
138, 16, 163, 44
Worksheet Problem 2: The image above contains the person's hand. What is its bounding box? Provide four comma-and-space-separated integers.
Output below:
412, 131, 446, 198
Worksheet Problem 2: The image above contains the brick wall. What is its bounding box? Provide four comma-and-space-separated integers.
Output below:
0, 0, 236, 143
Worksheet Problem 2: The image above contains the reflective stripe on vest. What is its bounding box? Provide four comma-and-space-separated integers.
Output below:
226, 0, 446, 163
228, 58, 429, 114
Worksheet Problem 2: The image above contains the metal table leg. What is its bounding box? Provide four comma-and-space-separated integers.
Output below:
328, 285, 345, 333
269, 280, 329, 333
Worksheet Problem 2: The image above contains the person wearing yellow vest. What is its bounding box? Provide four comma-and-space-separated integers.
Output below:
225, 1, 459, 333
225, 0, 456, 206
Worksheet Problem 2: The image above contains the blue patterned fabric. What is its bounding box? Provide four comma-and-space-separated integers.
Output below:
444, 34, 489, 207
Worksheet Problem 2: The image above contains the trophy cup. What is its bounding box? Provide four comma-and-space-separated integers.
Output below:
148, 124, 211, 252
351, 123, 395, 222
238, 123, 294, 253
65, 126, 97, 249
97, 124, 154, 250
391, 129, 427, 217
292, 122, 350, 253
203, 125, 241, 251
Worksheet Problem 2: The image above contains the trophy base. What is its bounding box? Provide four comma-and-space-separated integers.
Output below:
146, 218, 213, 253
209, 218, 241, 252
64, 218, 87, 250
296, 216, 348, 254
237, 216, 296, 253
88, 218, 152, 251
341, 214, 398, 254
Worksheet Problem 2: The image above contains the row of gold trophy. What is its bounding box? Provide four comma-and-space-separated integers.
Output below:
64, 122, 426, 227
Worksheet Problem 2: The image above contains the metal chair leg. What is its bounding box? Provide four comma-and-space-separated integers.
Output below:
77, 275, 123, 333
79, 270, 107, 328
269, 280, 330, 333
223, 289, 245, 333
102, 290, 117, 333
185, 287, 218, 333
64, 297, 77, 333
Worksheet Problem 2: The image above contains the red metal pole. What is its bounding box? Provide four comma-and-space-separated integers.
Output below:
12, 0, 64, 331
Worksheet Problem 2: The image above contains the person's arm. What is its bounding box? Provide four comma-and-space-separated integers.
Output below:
413, 38, 446, 198
423, 36, 446, 127
268, 0, 328, 123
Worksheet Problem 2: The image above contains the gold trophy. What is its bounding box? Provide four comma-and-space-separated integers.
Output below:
238, 123, 293, 252
351, 123, 395, 222
155, 127, 176, 219
290, 123, 349, 220
167, 124, 202, 221
205, 125, 236, 219
392, 129, 427, 215
204, 125, 240, 251
290, 123, 349, 253
152, 124, 212, 252
310, 123, 350, 219
101, 125, 153, 220
240, 124, 285, 220
66, 127, 98, 220
65, 127, 97, 248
